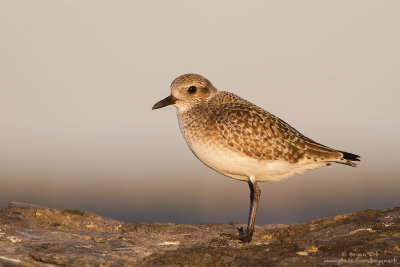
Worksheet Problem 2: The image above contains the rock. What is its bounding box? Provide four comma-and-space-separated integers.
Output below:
0, 202, 399, 266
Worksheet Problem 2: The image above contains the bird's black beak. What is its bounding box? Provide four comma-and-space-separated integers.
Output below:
152, 95, 177, 110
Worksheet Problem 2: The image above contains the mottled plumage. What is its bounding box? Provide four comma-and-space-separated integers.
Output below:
153, 73, 360, 242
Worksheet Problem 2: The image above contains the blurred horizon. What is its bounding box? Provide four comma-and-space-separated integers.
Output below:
0, 1, 399, 225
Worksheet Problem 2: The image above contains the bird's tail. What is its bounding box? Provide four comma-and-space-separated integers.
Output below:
337, 150, 360, 167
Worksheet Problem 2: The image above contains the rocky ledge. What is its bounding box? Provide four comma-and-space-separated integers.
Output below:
0, 202, 399, 266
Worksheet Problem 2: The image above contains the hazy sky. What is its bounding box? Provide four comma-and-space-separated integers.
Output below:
0, 1, 399, 225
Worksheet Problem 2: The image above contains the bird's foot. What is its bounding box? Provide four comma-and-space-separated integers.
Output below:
220, 227, 254, 243
220, 232, 253, 243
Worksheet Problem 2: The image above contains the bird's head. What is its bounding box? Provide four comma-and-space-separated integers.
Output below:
152, 74, 217, 113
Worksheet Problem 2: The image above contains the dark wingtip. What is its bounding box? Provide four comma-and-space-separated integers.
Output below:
339, 151, 360, 162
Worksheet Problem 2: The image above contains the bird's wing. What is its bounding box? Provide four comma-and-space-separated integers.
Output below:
212, 102, 342, 163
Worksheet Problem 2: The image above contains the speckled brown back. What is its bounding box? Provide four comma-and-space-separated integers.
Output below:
182, 91, 344, 163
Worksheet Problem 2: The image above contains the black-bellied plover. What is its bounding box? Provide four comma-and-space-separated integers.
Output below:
152, 74, 360, 242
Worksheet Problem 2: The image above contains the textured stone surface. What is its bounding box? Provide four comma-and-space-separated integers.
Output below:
0, 202, 399, 266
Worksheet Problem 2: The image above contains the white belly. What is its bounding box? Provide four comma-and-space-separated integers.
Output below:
186, 140, 327, 183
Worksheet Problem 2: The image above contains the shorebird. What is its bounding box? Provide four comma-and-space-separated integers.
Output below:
152, 74, 360, 242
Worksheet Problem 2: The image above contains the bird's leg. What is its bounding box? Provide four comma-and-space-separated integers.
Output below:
221, 178, 261, 243
244, 179, 261, 240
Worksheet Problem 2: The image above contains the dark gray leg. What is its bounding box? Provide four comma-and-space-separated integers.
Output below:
242, 179, 261, 242
221, 179, 261, 243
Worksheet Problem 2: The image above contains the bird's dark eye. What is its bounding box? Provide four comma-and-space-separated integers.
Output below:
188, 86, 197, 93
